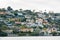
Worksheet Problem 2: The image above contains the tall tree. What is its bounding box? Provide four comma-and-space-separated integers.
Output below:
19, 8, 23, 12
2, 8, 6, 12
7, 6, 13, 11
0, 9, 2, 11
14, 10, 18, 16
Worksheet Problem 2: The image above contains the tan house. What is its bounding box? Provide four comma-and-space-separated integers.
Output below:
42, 27, 57, 34
47, 27, 57, 33
0, 11, 7, 15
20, 28, 34, 32
43, 20, 48, 25
36, 18, 43, 24
8, 18, 21, 22
2, 30, 13, 33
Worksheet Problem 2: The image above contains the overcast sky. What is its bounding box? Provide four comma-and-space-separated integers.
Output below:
0, 0, 60, 13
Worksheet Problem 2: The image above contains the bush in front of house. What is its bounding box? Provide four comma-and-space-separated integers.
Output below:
18, 33, 26, 36
50, 32, 57, 36
29, 32, 39, 36
0, 30, 8, 36
13, 30, 19, 34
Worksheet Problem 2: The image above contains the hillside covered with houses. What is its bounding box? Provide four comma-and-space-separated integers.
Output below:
0, 6, 60, 36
